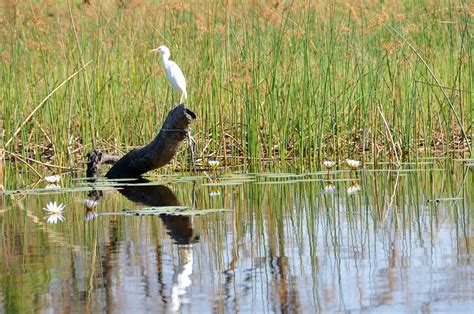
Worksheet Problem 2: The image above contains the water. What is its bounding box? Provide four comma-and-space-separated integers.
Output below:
1, 160, 473, 312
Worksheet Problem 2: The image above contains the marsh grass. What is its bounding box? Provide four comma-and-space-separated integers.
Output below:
1, 0, 472, 178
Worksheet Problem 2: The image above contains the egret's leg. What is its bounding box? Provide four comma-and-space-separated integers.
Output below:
179, 94, 184, 104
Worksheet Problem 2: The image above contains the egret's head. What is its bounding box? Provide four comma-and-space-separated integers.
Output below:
150, 45, 170, 56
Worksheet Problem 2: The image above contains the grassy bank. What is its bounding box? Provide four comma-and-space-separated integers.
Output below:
1, 0, 472, 176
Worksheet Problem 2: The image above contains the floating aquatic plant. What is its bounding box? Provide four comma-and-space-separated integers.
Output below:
45, 184, 60, 190
44, 175, 61, 183
84, 199, 98, 209
324, 183, 337, 193
208, 160, 220, 169
85, 208, 98, 221
347, 183, 362, 194
346, 159, 360, 170
209, 190, 221, 197
323, 160, 337, 176
43, 201, 65, 224
323, 161, 336, 169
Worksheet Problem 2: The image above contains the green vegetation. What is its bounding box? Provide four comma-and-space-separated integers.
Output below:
1, 1, 472, 177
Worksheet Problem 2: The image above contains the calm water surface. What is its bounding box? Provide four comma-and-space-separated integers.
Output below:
1, 160, 473, 312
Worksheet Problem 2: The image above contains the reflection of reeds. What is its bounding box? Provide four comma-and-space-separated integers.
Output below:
0, 155, 3, 192
1, 0, 471, 180
0, 162, 472, 311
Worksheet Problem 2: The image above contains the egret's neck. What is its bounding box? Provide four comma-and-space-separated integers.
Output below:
161, 52, 170, 65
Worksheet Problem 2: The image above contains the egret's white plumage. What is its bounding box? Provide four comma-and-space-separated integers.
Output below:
151, 45, 187, 101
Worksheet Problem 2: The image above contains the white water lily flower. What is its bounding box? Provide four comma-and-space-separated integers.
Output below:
324, 183, 337, 193
45, 184, 60, 190
347, 183, 362, 194
46, 213, 65, 224
323, 160, 336, 169
209, 191, 221, 197
44, 175, 61, 183
85, 210, 98, 221
346, 159, 360, 169
43, 201, 65, 214
84, 199, 98, 209
43, 201, 65, 224
208, 160, 220, 168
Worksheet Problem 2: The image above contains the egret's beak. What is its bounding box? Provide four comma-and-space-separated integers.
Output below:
149, 49, 157, 53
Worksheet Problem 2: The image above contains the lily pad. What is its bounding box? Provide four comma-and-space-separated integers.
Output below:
202, 181, 248, 186
428, 197, 463, 202
100, 206, 233, 217
1, 186, 117, 196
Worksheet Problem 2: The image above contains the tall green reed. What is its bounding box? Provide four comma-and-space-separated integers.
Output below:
1, 1, 471, 179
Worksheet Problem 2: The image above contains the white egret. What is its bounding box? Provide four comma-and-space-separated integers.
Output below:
150, 45, 188, 103
150, 45, 195, 170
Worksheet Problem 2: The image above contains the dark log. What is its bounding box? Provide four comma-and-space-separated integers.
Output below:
86, 149, 121, 178
106, 104, 195, 178
86, 104, 195, 179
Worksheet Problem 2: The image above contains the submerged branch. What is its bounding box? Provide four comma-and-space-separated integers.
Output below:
86, 149, 121, 178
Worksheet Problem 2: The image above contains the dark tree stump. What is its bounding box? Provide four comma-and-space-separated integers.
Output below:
86, 104, 196, 178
